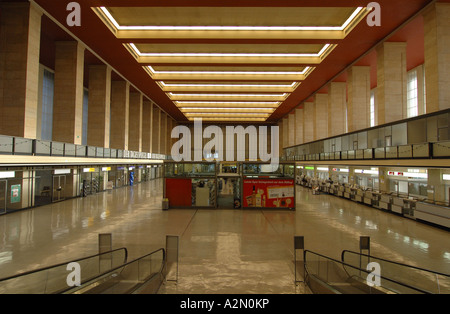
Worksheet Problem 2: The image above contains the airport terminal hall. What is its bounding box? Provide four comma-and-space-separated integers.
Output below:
0, 0, 450, 296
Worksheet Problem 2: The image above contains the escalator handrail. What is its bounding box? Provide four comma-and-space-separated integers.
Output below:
341, 250, 450, 278
303, 249, 431, 294
0, 247, 128, 282
59, 247, 166, 294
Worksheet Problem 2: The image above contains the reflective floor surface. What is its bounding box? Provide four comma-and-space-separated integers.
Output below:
0, 179, 449, 294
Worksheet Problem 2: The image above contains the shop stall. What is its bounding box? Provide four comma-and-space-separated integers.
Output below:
163, 161, 217, 208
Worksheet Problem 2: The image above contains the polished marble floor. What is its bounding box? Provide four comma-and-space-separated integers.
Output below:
0, 179, 449, 294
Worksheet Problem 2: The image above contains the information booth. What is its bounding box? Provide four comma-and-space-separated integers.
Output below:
163, 161, 296, 210
242, 162, 296, 210
164, 161, 217, 208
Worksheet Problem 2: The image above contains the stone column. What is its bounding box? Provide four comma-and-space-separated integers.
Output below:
303, 101, 315, 143
142, 99, 152, 153
0, 2, 42, 139
53, 41, 85, 144
87, 65, 111, 148
110, 81, 129, 150
288, 112, 295, 147
160, 112, 167, 156
423, 3, 450, 113
377, 42, 407, 124
128, 92, 143, 152
314, 93, 328, 140
152, 106, 161, 154
282, 116, 289, 148
295, 107, 304, 145
347, 66, 370, 132
427, 169, 445, 203
328, 82, 347, 137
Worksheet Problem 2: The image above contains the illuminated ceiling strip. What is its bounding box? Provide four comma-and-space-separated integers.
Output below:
188, 118, 268, 121
99, 7, 365, 31
169, 92, 288, 97
180, 107, 275, 110
185, 112, 270, 116
128, 43, 331, 58
175, 101, 281, 105
159, 81, 299, 88
147, 65, 311, 75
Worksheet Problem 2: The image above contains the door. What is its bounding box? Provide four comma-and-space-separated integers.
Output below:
217, 177, 241, 209
52, 175, 66, 202
0, 180, 6, 214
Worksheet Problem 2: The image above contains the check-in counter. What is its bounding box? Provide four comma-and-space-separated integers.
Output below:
354, 189, 364, 203
402, 199, 417, 217
415, 202, 450, 228
344, 186, 352, 199
391, 196, 405, 214
379, 193, 392, 210
337, 185, 345, 197
370, 191, 381, 207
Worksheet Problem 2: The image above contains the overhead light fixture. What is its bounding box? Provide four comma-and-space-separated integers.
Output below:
99, 7, 365, 32
168, 92, 288, 98
128, 43, 331, 58
159, 81, 300, 88
146, 65, 311, 76
174, 101, 281, 107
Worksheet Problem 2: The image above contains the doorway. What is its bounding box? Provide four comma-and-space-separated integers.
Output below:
0, 180, 6, 214
52, 175, 66, 202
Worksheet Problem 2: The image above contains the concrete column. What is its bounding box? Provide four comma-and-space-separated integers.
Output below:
377, 42, 407, 124
166, 117, 173, 156
53, 41, 85, 144
288, 112, 295, 147
328, 82, 347, 137
142, 99, 152, 153
278, 120, 284, 157
87, 65, 111, 148
282, 116, 289, 148
314, 93, 328, 140
347, 66, 370, 132
110, 81, 129, 150
295, 107, 304, 145
303, 101, 315, 143
128, 92, 143, 152
0, 2, 42, 139
423, 3, 450, 113
160, 112, 167, 155
378, 167, 390, 193
152, 106, 161, 154
427, 169, 445, 203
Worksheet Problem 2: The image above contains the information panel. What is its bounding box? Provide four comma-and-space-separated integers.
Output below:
243, 179, 295, 209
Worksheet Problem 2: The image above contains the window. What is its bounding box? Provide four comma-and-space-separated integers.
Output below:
407, 69, 418, 118
370, 90, 376, 127
41, 69, 54, 141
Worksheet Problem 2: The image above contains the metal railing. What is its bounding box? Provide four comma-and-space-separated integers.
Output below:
303, 250, 434, 294
341, 250, 450, 294
0, 134, 169, 160
62, 248, 166, 294
0, 248, 128, 294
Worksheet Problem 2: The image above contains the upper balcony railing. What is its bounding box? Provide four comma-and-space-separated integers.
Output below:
283, 108, 450, 162
0, 135, 169, 161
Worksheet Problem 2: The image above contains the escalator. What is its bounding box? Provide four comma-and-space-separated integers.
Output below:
303, 250, 450, 294
0, 247, 166, 294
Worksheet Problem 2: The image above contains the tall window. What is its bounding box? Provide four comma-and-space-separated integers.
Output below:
41, 69, 54, 141
407, 69, 419, 118
370, 90, 376, 127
